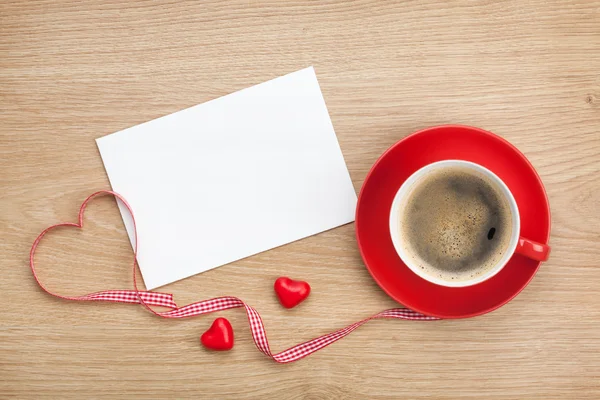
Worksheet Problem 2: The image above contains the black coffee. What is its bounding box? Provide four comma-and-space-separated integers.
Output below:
399, 166, 512, 282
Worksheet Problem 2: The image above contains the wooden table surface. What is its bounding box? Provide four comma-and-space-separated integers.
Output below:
2, 1, 599, 398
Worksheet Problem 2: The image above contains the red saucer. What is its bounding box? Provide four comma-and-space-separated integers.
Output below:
355, 125, 551, 318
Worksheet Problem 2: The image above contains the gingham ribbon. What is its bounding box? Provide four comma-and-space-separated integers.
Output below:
30, 191, 437, 363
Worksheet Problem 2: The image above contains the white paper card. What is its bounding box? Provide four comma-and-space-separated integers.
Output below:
96, 67, 357, 289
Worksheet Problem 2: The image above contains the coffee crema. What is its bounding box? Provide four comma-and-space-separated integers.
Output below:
399, 166, 512, 282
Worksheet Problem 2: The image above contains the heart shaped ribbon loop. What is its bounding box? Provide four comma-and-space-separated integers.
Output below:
30, 190, 437, 363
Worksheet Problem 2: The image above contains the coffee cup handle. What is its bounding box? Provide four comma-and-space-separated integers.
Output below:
515, 237, 551, 262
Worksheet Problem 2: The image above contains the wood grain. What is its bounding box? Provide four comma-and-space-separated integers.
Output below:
1, 0, 599, 398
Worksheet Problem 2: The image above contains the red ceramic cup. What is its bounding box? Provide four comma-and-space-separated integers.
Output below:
389, 159, 550, 288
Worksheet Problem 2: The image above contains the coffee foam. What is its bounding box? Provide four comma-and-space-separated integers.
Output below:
399, 166, 512, 282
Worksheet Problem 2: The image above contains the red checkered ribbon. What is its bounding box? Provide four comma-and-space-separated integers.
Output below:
30, 191, 437, 363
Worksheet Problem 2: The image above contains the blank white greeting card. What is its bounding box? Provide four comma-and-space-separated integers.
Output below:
96, 67, 357, 289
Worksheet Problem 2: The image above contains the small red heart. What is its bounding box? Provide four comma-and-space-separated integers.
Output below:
200, 317, 234, 351
274, 277, 311, 308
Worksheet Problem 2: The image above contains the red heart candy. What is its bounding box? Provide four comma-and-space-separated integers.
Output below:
200, 317, 234, 351
274, 277, 311, 308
